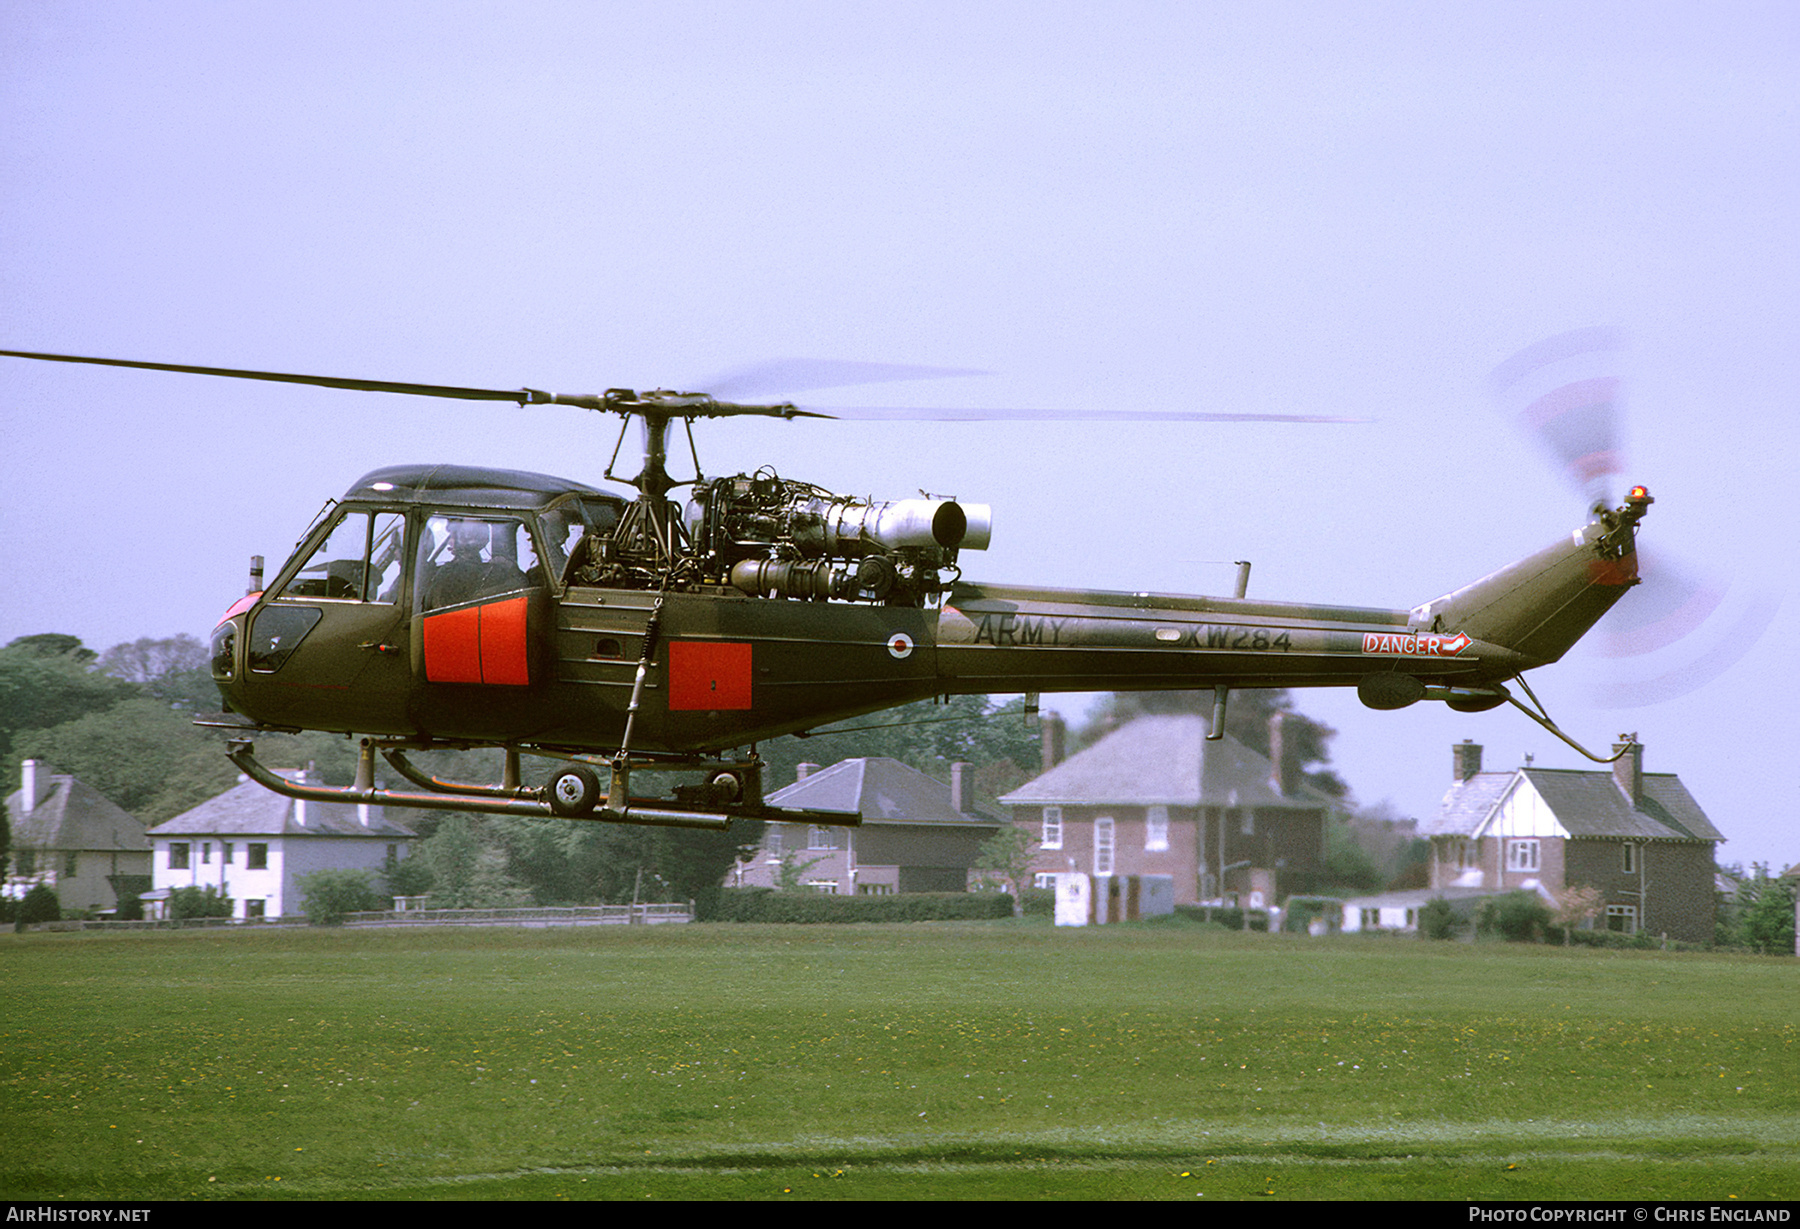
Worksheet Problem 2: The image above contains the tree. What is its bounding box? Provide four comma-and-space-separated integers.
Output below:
15, 697, 237, 822
975, 823, 1038, 905
97, 634, 217, 711
1733, 865, 1797, 955
1554, 884, 1604, 944
0, 637, 134, 768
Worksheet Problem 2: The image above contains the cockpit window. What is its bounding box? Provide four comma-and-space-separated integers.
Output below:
277, 511, 405, 602
420, 514, 543, 611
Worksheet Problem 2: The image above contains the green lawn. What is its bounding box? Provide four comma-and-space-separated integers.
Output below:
2, 920, 1794, 1200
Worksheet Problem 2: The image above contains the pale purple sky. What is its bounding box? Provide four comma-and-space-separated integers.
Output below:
3, 1, 1794, 866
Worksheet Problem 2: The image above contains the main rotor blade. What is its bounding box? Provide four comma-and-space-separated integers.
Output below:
0, 349, 1363, 422
794, 404, 1368, 423
0, 349, 585, 406
699, 358, 990, 400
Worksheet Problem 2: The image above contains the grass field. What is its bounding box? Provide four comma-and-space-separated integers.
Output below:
2, 919, 1795, 1201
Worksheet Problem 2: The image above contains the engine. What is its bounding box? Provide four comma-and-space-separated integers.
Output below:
689, 470, 991, 605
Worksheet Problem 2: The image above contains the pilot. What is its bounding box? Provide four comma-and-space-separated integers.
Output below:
427, 520, 497, 610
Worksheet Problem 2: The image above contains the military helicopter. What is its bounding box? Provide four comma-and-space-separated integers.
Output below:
1, 348, 1652, 831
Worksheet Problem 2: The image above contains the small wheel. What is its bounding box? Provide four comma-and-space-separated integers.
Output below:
547, 764, 601, 817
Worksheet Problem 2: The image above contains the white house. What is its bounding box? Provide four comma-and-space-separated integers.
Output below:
146, 768, 416, 919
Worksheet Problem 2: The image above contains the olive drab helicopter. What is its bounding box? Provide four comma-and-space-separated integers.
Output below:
1, 348, 1653, 832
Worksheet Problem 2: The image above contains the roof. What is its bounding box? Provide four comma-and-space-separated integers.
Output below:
5, 770, 147, 852
765, 758, 993, 827
342, 464, 618, 511
1429, 766, 1722, 843
146, 772, 416, 839
999, 714, 1333, 809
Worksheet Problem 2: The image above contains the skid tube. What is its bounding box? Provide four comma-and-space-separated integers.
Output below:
226, 738, 861, 832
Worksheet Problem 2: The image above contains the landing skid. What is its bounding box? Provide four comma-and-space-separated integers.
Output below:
224, 737, 861, 831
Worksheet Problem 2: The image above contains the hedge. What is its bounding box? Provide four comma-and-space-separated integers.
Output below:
706, 888, 1015, 924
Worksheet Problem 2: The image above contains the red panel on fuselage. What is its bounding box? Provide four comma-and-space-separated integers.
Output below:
423, 595, 530, 685
668, 641, 752, 710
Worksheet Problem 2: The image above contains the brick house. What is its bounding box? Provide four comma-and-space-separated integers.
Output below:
728, 758, 998, 895
145, 768, 416, 919
4, 759, 150, 915
1384, 739, 1724, 942
999, 713, 1333, 908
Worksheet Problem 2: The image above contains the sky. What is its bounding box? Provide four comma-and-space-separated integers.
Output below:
2, 1, 1795, 869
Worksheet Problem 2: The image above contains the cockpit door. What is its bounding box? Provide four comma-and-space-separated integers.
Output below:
246, 509, 414, 731
415, 514, 549, 687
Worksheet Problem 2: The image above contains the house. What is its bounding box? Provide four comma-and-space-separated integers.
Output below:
3, 759, 151, 915
999, 713, 1335, 908
145, 767, 417, 919
1347, 739, 1723, 941
728, 758, 998, 895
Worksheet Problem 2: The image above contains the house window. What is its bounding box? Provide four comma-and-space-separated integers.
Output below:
1621, 843, 1637, 874
1041, 806, 1062, 850
246, 843, 268, 870
1145, 805, 1169, 852
1239, 809, 1255, 836
1033, 873, 1059, 889
223, 842, 233, 865
202, 842, 211, 864
1505, 839, 1539, 872
857, 883, 894, 896
807, 826, 839, 851
1606, 904, 1638, 934
1094, 816, 1115, 875
805, 880, 837, 894
766, 826, 784, 860
63, 850, 78, 876
169, 843, 190, 870
1360, 907, 1381, 929
245, 900, 265, 919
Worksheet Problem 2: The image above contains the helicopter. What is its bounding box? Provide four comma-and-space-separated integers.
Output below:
1, 348, 1653, 831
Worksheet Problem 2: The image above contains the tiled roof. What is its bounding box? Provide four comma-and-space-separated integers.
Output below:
5, 772, 147, 852
999, 714, 1330, 809
766, 758, 991, 827
1430, 767, 1721, 843
146, 773, 415, 838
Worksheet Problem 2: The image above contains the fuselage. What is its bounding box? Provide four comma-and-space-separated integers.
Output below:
212, 465, 1643, 755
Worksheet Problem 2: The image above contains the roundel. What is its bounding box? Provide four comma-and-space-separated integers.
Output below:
886, 632, 914, 659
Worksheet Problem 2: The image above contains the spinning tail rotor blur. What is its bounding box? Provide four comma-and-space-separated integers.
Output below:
1491, 328, 1779, 707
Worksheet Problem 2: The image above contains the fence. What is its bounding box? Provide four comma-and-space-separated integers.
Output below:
34, 903, 691, 932
343, 903, 691, 927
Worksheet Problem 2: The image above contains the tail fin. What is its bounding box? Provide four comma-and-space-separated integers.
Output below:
1411, 489, 1652, 669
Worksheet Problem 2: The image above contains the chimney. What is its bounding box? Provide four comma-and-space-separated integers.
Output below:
1040, 713, 1066, 773
796, 762, 819, 782
1268, 711, 1294, 797
20, 759, 38, 814
1612, 738, 1644, 809
1453, 740, 1483, 782
950, 761, 972, 815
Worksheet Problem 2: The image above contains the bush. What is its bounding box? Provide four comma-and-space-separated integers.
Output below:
1418, 896, 1461, 941
1479, 891, 1552, 943
18, 884, 61, 925
169, 885, 233, 920
296, 868, 384, 926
